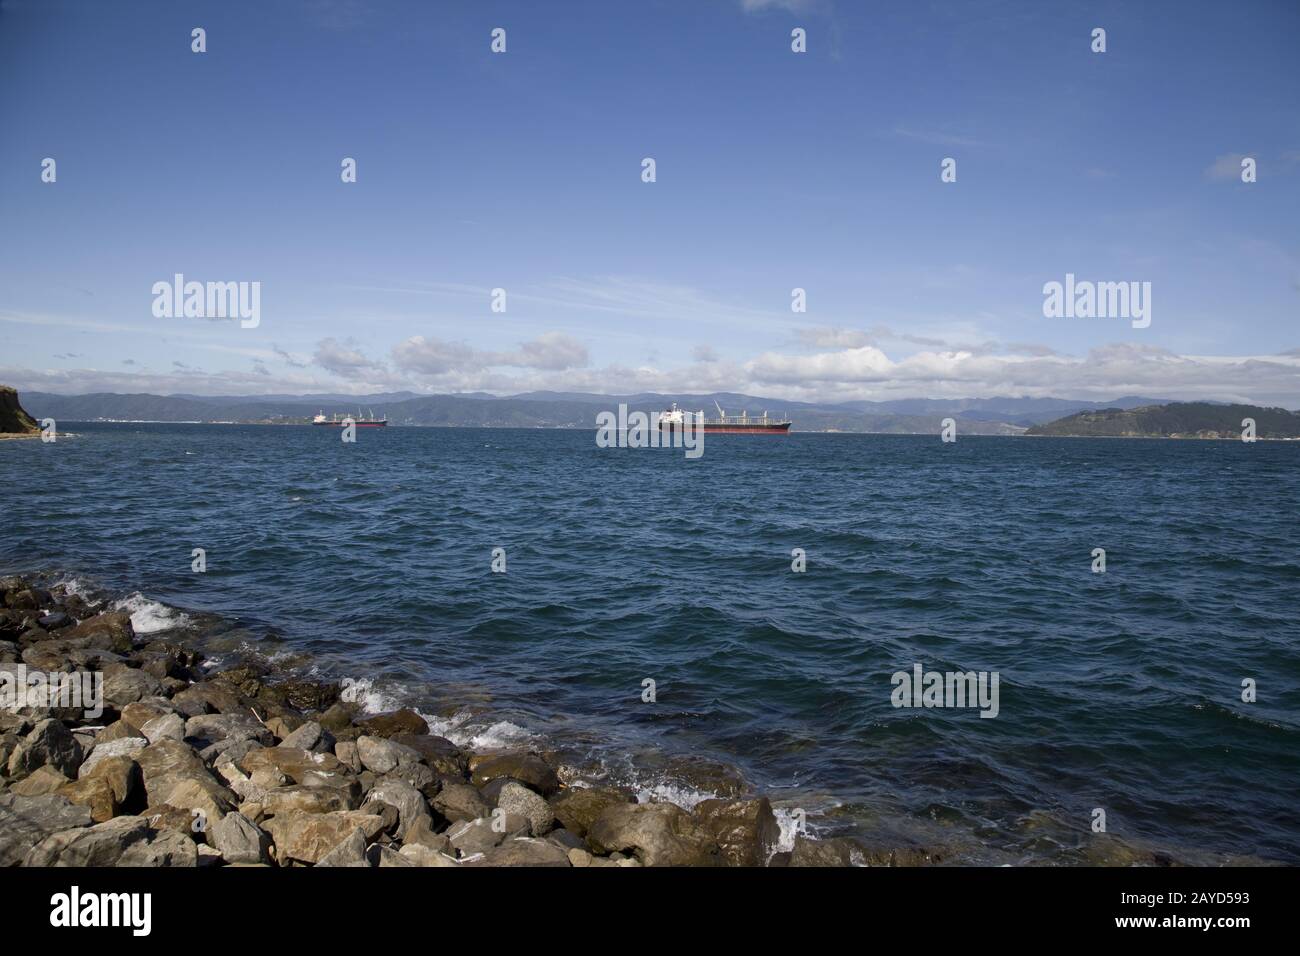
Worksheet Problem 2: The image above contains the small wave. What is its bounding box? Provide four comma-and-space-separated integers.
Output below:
422, 708, 535, 750
112, 592, 190, 634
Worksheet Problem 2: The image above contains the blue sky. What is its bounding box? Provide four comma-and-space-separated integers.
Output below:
1, 0, 1298, 404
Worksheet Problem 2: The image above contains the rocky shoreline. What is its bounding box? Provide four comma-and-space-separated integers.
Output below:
0, 572, 892, 868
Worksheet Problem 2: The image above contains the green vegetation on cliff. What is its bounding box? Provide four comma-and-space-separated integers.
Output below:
1026, 402, 1300, 439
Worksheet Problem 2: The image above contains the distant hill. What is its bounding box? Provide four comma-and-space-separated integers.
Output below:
26, 389, 1285, 437
1026, 402, 1300, 439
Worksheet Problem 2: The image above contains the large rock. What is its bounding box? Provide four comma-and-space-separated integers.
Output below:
261, 785, 358, 816
100, 665, 163, 710
549, 786, 633, 837
315, 827, 370, 867
446, 817, 507, 857
355, 735, 422, 775
23, 815, 151, 866
239, 745, 343, 781
78, 736, 147, 777
587, 803, 720, 867
279, 720, 333, 752
432, 782, 490, 823
9, 765, 72, 796
264, 810, 385, 865
58, 611, 136, 653
397, 843, 459, 867
211, 811, 271, 865
390, 733, 466, 776
691, 797, 781, 867
468, 837, 571, 867
7, 718, 84, 779
356, 709, 428, 738
470, 752, 559, 795
116, 827, 199, 867
788, 834, 863, 867
140, 712, 186, 744
0, 793, 94, 865
497, 781, 555, 836
363, 778, 430, 834
170, 681, 252, 718
184, 713, 270, 749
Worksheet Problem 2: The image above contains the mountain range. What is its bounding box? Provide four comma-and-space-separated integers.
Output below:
16, 390, 1187, 435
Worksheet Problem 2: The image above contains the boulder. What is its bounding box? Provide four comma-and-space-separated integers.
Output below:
432, 782, 490, 823
389, 733, 466, 776
278, 720, 333, 753
356, 709, 428, 738
587, 803, 720, 867
100, 665, 163, 710
264, 809, 385, 865
184, 713, 270, 749
23, 814, 151, 866
446, 817, 507, 857
238, 746, 344, 784
497, 781, 555, 836
116, 827, 199, 867
397, 843, 459, 867
363, 778, 430, 834
210, 811, 271, 865
691, 797, 781, 867
470, 752, 559, 795
315, 827, 370, 867
468, 837, 571, 867
58, 775, 122, 823
0, 793, 93, 865
78, 736, 147, 777
355, 735, 422, 775
9, 765, 72, 797
261, 785, 358, 816
57, 611, 136, 653
788, 834, 863, 867
7, 718, 84, 779
170, 681, 251, 718
140, 712, 186, 745
549, 786, 633, 837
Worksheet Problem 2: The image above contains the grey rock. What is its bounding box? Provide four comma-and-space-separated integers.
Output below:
355, 735, 422, 775
211, 811, 271, 865
432, 782, 490, 823
314, 827, 370, 867
78, 736, 148, 777
497, 781, 555, 836
140, 712, 186, 745
8, 718, 84, 779
0, 793, 94, 866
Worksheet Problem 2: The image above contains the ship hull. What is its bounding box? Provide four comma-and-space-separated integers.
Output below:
659, 422, 790, 435
313, 421, 388, 427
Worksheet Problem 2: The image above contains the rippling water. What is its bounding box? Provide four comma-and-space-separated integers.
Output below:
4, 423, 1298, 863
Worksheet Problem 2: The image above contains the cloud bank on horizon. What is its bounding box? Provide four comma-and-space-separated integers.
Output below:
1, 0, 1297, 405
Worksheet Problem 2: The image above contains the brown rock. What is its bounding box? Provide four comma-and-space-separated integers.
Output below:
691, 797, 781, 866
549, 786, 634, 837
264, 809, 385, 864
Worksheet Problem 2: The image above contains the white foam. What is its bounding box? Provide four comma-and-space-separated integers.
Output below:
339, 677, 399, 715
633, 782, 718, 810
112, 592, 190, 634
422, 709, 534, 751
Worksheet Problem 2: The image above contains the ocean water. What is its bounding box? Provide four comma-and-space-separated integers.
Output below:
3, 423, 1299, 863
